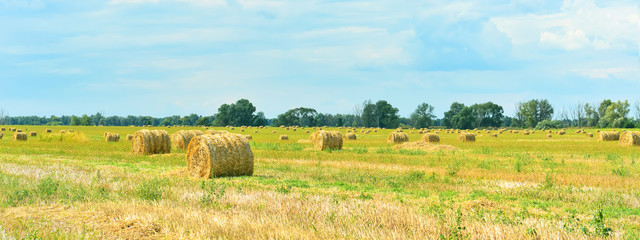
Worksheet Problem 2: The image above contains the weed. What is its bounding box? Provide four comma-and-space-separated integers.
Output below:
136, 178, 164, 201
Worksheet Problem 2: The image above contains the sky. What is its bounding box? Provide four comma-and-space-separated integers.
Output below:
1, 0, 640, 118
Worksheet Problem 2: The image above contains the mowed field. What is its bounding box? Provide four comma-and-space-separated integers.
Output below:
0, 126, 638, 239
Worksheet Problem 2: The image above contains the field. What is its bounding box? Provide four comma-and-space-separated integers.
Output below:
0, 126, 639, 239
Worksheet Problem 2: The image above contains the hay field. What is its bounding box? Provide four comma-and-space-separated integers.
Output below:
0, 126, 638, 239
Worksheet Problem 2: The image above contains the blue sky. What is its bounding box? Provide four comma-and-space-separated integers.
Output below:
2, 0, 640, 118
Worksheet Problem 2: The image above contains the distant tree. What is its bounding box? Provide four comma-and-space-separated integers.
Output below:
374, 100, 400, 128
443, 102, 466, 128
361, 100, 376, 128
515, 99, 554, 128
253, 112, 267, 126
275, 107, 318, 127
214, 99, 261, 126
70, 116, 80, 126
450, 107, 474, 129
195, 116, 213, 126
79, 114, 91, 126
214, 104, 231, 126
469, 102, 504, 128
598, 100, 632, 128
410, 103, 435, 128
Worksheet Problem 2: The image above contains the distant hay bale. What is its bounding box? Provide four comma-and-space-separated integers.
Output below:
0, 127, 4, 131
490, 134, 498, 137
105, 132, 120, 142
68, 129, 74, 133
254, 131, 258, 133
10, 128, 16, 132
422, 133, 440, 143
171, 130, 204, 150
29, 131, 37, 137
619, 131, 640, 146
132, 129, 171, 155
205, 130, 229, 135
557, 130, 566, 135
186, 133, 253, 178
13, 132, 27, 141
0, 132, 3, 139
523, 130, 530, 135
311, 130, 343, 151
61, 130, 66, 134
126, 134, 133, 141
272, 131, 277, 133
547, 134, 552, 138
279, 135, 289, 140
458, 133, 476, 142
388, 132, 409, 144
596, 130, 601, 132
16, 129, 22, 133
244, 135, 252, 140
103, 132, 109, 138
345, 133, 357, 140
46, 129, 51, 133
587, 133, 593, 138
597, 131, 620, 141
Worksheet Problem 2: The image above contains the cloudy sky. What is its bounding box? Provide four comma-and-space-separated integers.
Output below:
2, 0, 640, 118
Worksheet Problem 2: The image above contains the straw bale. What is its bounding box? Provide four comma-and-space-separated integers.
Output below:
279, 135, 289, 140
345, 133, 357, 140
557, 130, 566, 135
597, 131, 620, 141
16, 129, 22, 133
244, 135, 252, 140
587, 133, 593, 138
13, 132, 27, 141
105, 133, 120, 142
547, 134, 552, 138
388, 132, 409, 144
186, 133, 253, 178
171, 130, 204, 150
132, 129, 171, 155
619, 131, 640, 146
458, 133, 476, 142
126, 134, 133, 141
61, 130, 66, 134
311, 130, 343, 151
45, 129, 51, 133
422, 133, 440, 143
29, 131, 37, 137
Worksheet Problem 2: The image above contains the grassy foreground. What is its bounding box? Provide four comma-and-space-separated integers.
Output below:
0, 126, 638, 239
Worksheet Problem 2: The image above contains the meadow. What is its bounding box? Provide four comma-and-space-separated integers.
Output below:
0, 126, 638, 239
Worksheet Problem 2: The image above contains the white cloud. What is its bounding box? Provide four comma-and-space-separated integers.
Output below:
237, 0, 284, 9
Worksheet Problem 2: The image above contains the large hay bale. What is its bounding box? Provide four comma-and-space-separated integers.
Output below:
345, 133, 357, 140
171, 130, 204, 150
619, 131, 640, 146
422, 133, 440, 143
279, 135, 289, 140
458, 133, 476, 142
132, 129, 171, 155
186, 133, 253, 178
126, 134, 133, 141
105, 133, 120, 142
29, 131, 37, 137
388, 132, 409, 144
597, 131, 620, 141
13, 132, 27, 141
311, 130, 343, 151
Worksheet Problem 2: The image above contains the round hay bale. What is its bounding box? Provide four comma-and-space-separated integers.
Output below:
305, 130, 310, 133
388, 132, 409, 144
254, 130, 258, 133
171, 130, 204, 150
619, 131, 640, 146
13, 132, 27, 141
244, 135, 252, 140
103, 132, 109, 138
126, 134, 133, 141
0, 127, 4, 131
132, 129, 171, 155
29, 131, 37, 137
311, 130, 343, 151
186, 133, 253, 178
279, 135, 289, 140
557, 130, 566, 135
16, 129, 22, 133
0, 132, 3, 139
205, 130, 229, 135
272, 131, 277, 133
597, 131, 620, 141
422, 133, 440, 143
105, 133, 120, 142
60, 130, 66, 134
587, 133, 593, 138
490, 134, 498, 137
68, 129, 74, 133
344, 133, 357, 140
547, 134, 552, 138
458, 133, 476, 142
45, 129, 51, 133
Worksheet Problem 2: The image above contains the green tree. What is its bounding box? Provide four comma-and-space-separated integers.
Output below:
469, 102, 504, 128
214, 104, 231, 126
374, 100, 400, 128
598, 100, 632, 128
450, 107, 474, 129
443, 102, 466, 128
70, 116, 80, 126
515, 99, 554, 128
79, 114, 91, 126
361, 100, 376, 128
410, 103, 435, 128
275, 107, 318, 126
214, 99, 261, 126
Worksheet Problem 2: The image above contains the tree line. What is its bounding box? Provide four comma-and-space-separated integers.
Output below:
1, 99, 639, 129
